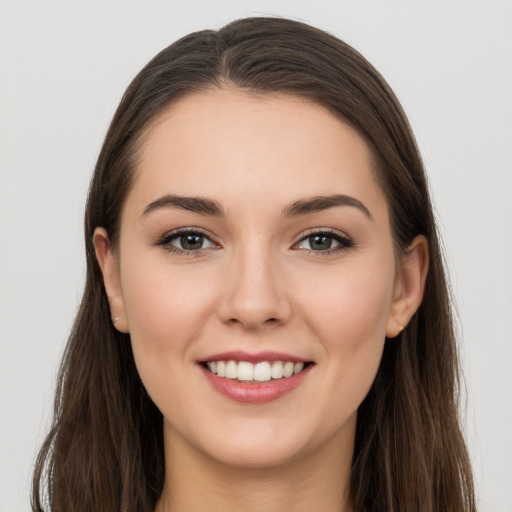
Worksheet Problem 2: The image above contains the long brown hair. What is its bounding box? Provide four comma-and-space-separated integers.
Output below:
32, 17, 475, 512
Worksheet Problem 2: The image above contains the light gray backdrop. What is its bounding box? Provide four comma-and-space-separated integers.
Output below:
1, 1, 511, 511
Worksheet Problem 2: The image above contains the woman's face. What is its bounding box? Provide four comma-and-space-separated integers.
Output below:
97, 88, 417, 468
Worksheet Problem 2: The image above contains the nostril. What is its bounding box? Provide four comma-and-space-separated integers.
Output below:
226, 316, 279, 327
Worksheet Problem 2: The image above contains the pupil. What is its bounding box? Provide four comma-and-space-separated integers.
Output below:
181, 234, 203, 250
310, 235, 332, 250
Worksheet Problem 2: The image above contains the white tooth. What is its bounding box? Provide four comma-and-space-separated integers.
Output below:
253, 362, 272, 382
216, 361, 226, 377
283, 361, 294, 378
210, 361, 217, 374
225, 360, 238, 379
237, 361, 254, 381
293, 362, 304, 375
271, 361, 284, 379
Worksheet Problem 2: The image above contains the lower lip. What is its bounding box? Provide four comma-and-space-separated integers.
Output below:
201, 365, 312, 404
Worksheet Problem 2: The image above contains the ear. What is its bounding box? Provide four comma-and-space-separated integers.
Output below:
386, 235, 429, 338
93, 227, 129, 333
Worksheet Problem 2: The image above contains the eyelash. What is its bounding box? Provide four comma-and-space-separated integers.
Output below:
153, 228, 354, 256
293, 229, 354, 255
153, 227, 219, 256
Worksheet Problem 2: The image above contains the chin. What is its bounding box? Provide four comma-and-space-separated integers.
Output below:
182, 413, 353, 471
166, 413, 314, 470
203, 437, 310, 470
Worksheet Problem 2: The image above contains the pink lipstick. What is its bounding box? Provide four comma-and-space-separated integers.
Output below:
199, 351, 313, 403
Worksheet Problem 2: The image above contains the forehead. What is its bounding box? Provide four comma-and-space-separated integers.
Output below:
126, 88, 388, 223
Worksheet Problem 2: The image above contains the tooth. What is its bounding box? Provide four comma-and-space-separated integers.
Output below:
237, 361, 254, 381
271, 361, 284, 379
253, 362, 272, 381
211, 360, 304, 381
283, 361, 294, 378
225, 360, 238, 379
216, 361, 226, 377
293, 362, 304, 375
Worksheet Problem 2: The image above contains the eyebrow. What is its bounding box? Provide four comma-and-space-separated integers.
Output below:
142, 194, 225, 217
142, 193, 372, 220
281, 194, 373, 220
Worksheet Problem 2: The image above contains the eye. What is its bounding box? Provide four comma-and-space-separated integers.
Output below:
294, 230, 354, 253
155, 228, 218, 254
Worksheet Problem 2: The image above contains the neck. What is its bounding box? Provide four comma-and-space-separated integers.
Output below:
155, 422, 354, 512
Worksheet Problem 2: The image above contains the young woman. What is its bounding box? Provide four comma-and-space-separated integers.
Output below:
32, 16, 476, 512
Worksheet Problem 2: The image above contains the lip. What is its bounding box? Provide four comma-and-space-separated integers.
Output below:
199, 350, 309, 364
199, 351, 314, 404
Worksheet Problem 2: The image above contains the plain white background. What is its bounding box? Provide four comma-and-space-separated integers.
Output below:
0, 1, 511, 511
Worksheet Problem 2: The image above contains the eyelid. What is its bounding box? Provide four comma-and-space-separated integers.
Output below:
292, 228, 354, 253
153, 226, 353, 255
153, 227, 220, 254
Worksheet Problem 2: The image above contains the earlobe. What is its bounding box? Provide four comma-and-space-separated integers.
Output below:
93, 227, 129, 333
386, 235, 429, 338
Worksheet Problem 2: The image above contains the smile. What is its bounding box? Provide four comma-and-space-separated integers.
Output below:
204, 360, 306, 382
199, 352, 314, 403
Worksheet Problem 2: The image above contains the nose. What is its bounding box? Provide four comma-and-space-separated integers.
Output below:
217, 246, 292, 331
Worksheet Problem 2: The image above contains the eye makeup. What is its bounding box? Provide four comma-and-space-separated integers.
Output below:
293, 228, 355, 256
153, 225, 355, 258
153, 227, 220, 256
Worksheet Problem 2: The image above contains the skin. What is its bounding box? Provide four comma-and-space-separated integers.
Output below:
95, 88, 428, 512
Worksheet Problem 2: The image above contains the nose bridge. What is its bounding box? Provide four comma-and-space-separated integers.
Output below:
219, 238, 290, 329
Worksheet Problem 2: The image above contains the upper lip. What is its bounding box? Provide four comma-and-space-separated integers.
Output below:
199, 350, 310, 364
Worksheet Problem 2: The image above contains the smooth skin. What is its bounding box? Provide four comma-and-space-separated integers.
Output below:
94, 88, 428, 512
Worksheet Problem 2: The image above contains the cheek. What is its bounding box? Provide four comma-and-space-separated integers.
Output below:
119, 252, 218, 372
300, 257, 395, 399
305, 258, 395, 341
119, 256, 222, 421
